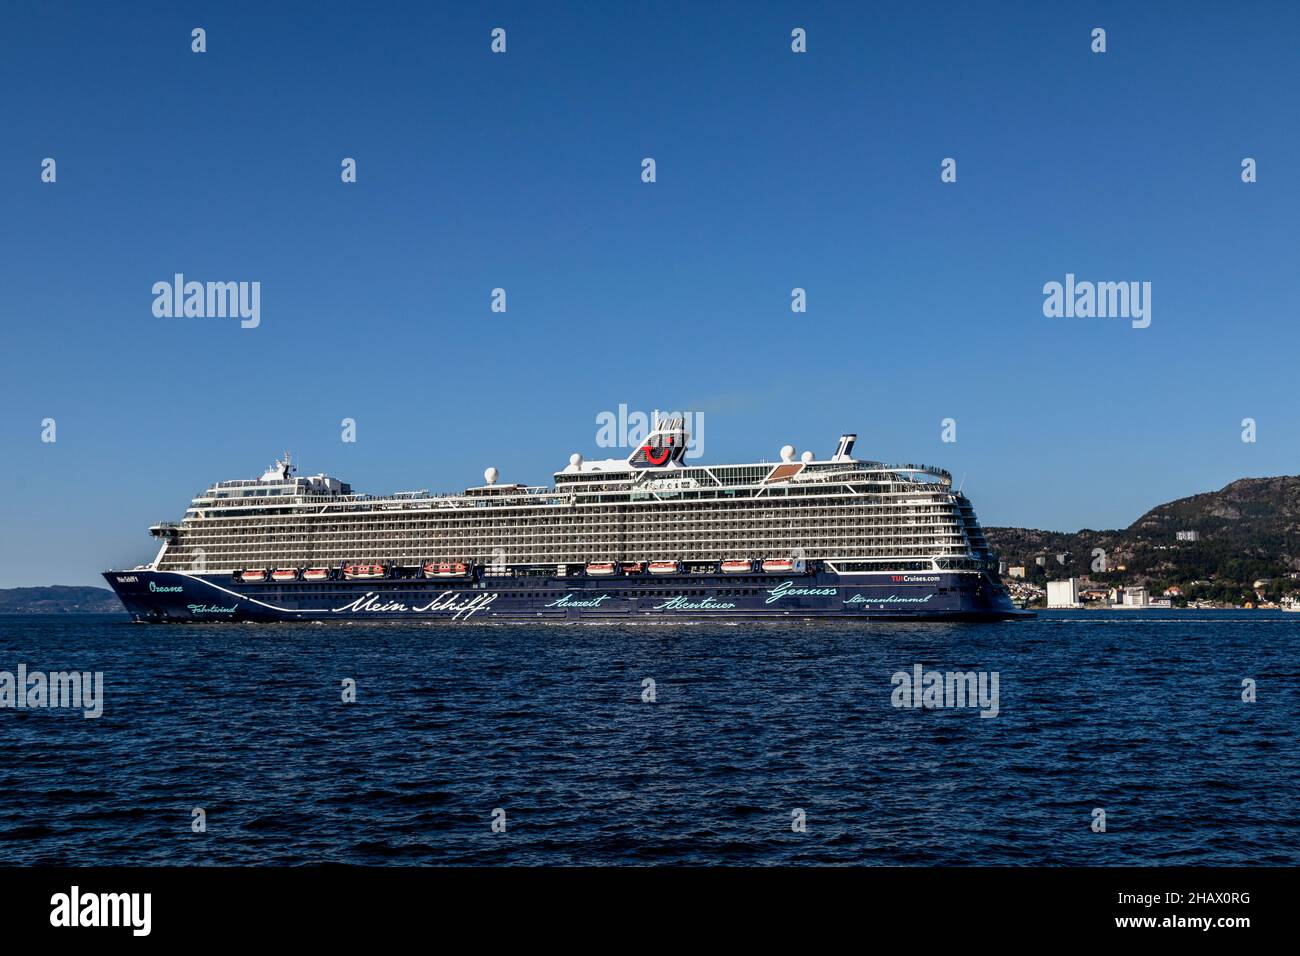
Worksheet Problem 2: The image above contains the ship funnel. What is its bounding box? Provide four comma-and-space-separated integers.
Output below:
832, 434, 856, 461
627, 415, 690, 469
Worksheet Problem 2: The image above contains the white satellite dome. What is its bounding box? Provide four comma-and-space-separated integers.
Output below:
484, 466, 499, 485
780, 444, 795, 462
570, 453, 583, 467
801, 450, 814, 463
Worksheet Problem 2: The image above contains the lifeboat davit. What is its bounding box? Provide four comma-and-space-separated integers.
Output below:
760, 559, 796, 573
344, 564, 386, 580
648, 561, 679, 575
241, 569, 267, 583
721, 560, 752, 574
303, 568, 329, 581
423, 562, 469, 578
586, 562, 617, 576
271, 569, 298, 582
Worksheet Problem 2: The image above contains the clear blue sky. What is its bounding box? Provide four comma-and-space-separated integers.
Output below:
2, 1, 1298, 587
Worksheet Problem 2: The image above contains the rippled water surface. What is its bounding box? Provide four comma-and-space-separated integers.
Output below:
0, 611, 1295, 865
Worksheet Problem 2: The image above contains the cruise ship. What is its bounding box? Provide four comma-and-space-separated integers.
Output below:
103, 419, 1029, 623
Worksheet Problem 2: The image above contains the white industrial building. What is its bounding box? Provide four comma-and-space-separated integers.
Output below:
1122, 587, 1149, 607
1047, 578, 1082, 609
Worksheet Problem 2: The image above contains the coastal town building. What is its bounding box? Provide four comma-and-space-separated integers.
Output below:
1122, 586, 1149, 607
1047, 578, 1082, 609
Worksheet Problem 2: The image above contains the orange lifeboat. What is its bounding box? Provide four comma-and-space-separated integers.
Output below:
344, 564, 386, 580
423, 562, 469, 578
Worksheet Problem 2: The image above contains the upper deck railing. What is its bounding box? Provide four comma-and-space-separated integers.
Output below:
888, 465, 953, 484
193, 461, 953, 506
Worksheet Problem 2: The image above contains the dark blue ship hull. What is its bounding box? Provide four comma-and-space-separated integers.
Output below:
102, 567, 1031, 623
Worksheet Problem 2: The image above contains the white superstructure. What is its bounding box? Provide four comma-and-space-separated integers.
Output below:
149, 420, 996, 576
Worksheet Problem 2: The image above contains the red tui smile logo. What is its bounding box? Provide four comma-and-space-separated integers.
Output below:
641, 437, 673, 465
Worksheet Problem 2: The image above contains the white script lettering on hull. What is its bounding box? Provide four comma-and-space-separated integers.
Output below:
332, 591, 499, 620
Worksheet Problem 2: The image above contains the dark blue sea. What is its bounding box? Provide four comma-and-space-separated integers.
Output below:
1, 611, 1295, 866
